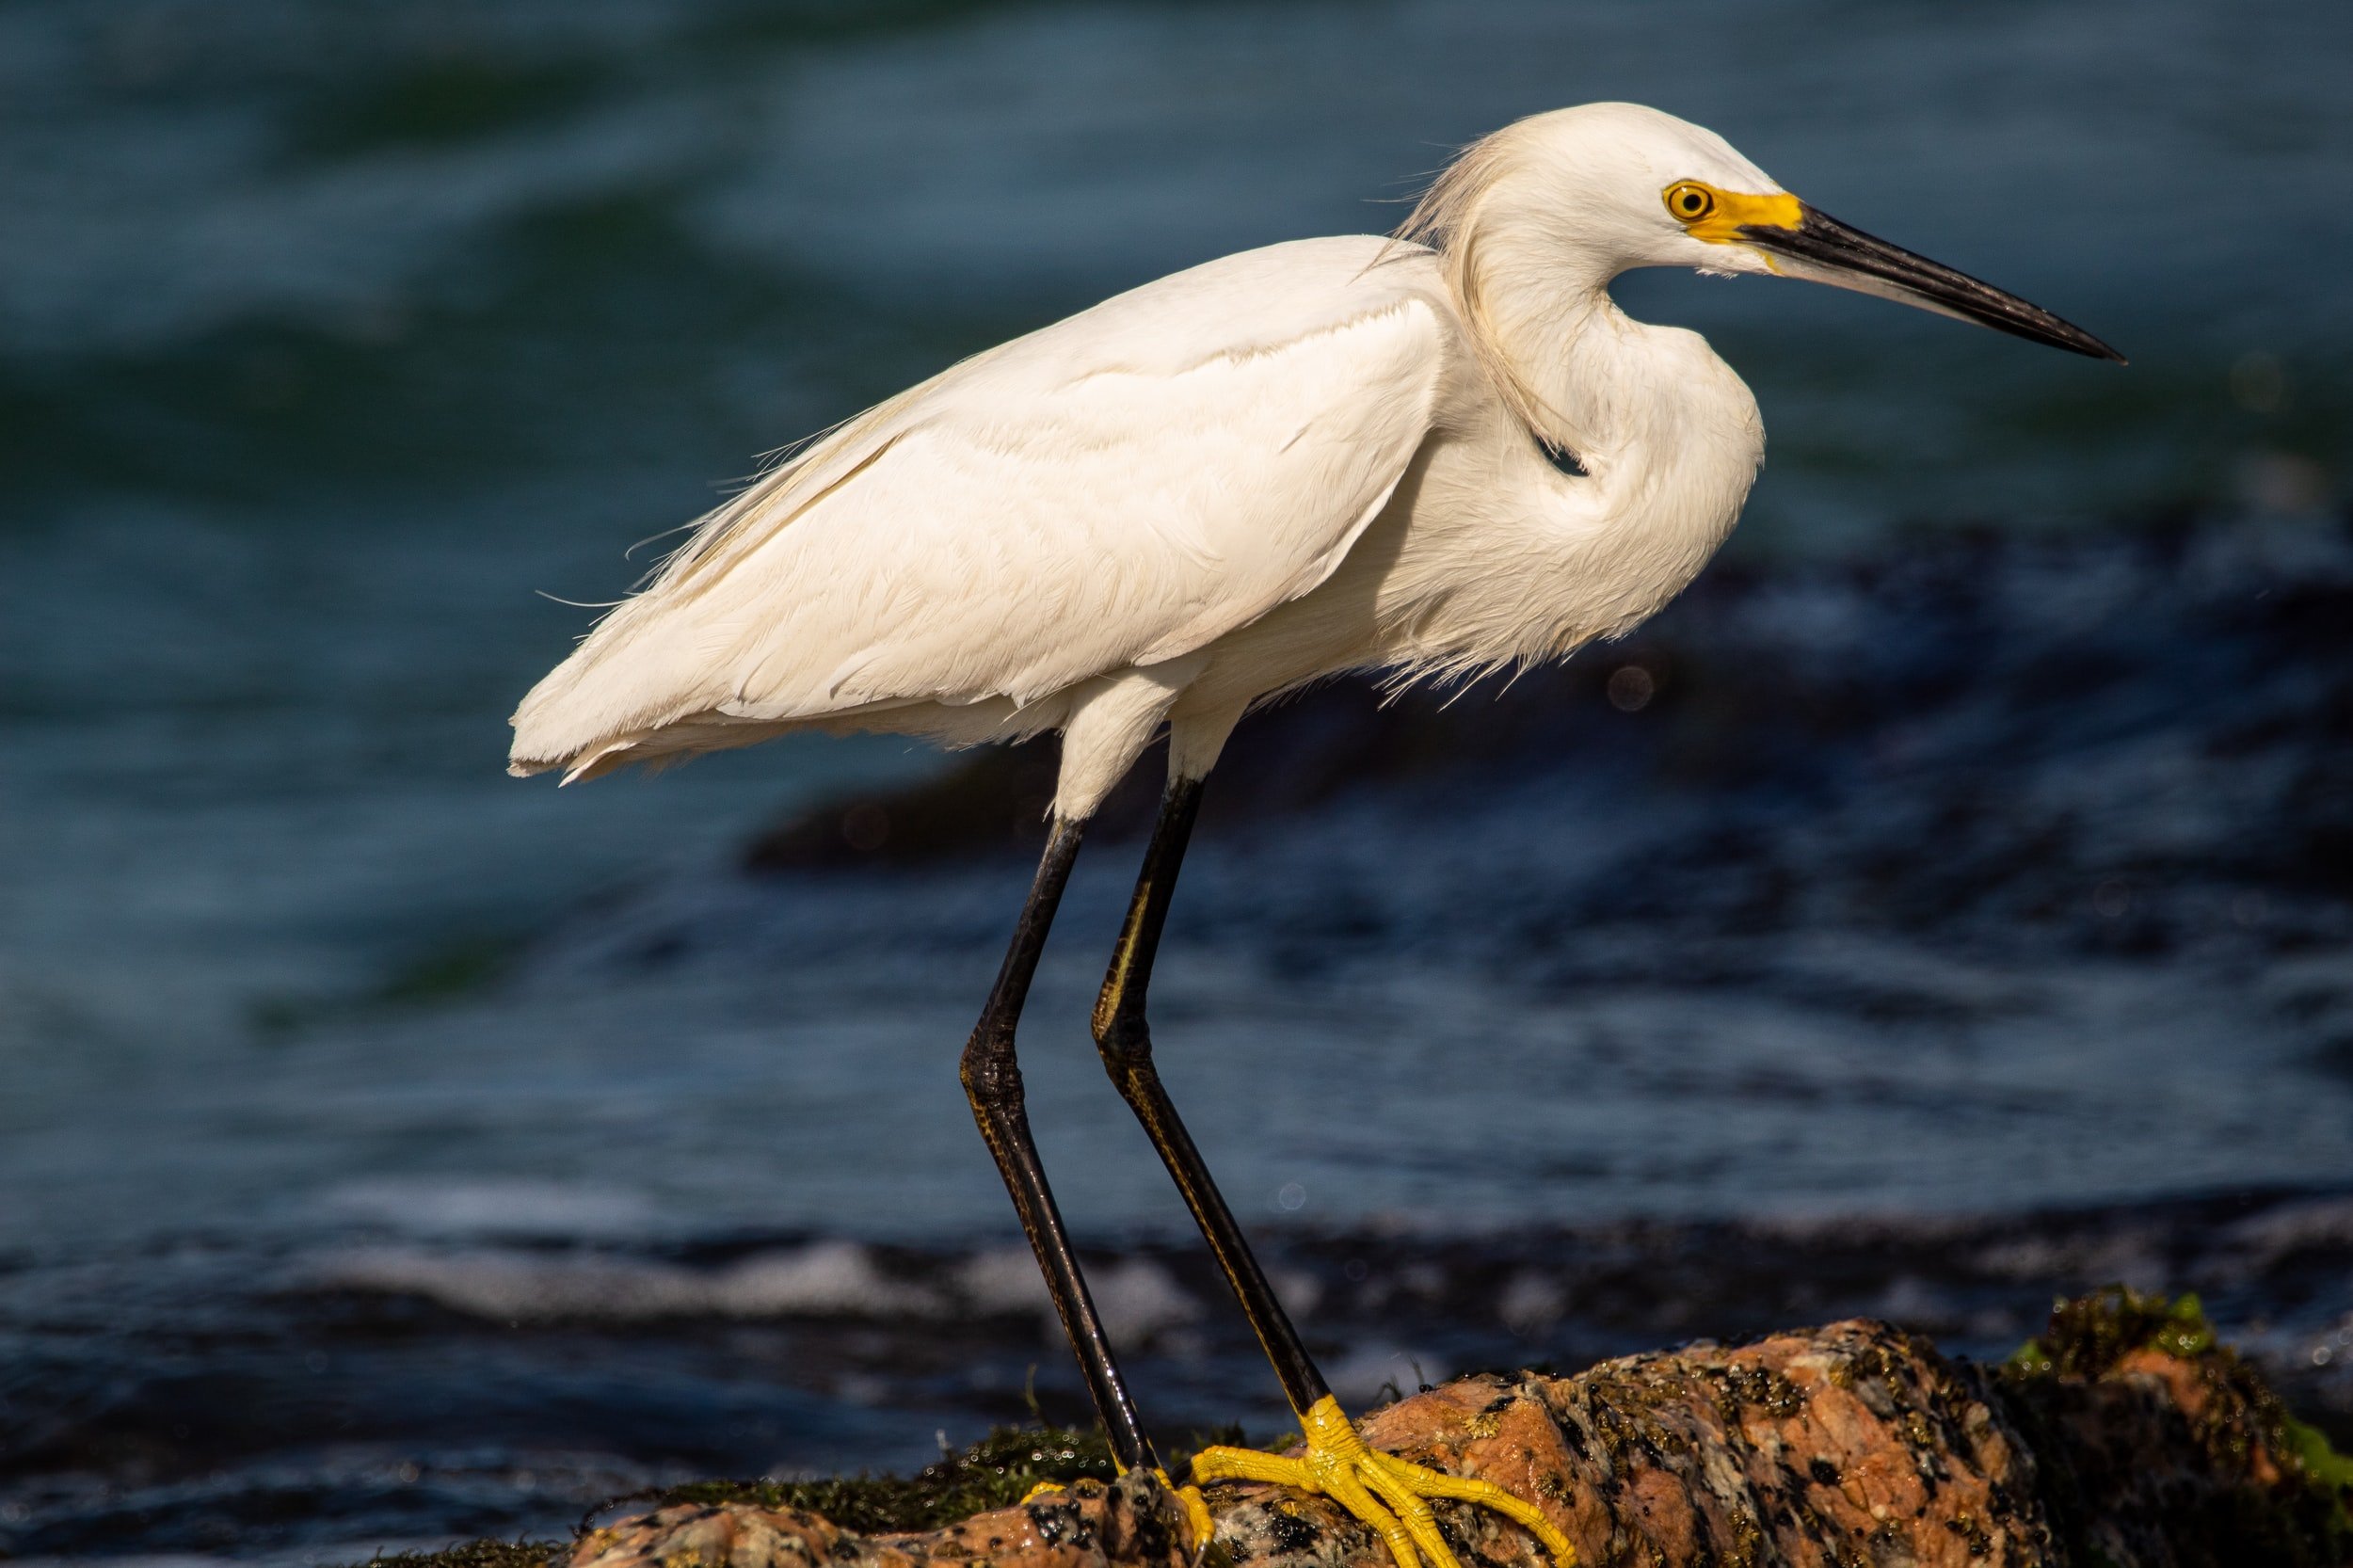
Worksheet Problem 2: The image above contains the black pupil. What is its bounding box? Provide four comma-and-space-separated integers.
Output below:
1680, 191, 1705, 214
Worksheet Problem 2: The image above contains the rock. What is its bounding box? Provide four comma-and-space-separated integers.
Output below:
553, 1292, 2351, 1568
572, 1470, 1189, 1568
1207, 1321, 2036, 1568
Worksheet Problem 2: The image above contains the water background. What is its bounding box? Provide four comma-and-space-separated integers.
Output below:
5, 1, 2352, 1560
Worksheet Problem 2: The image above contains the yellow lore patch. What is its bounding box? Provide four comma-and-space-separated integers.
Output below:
1662, 180, 1803, 244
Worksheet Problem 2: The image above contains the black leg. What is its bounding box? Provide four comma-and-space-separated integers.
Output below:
1092, 777, 1332, 1416
1089, 781, 1580, 1568
962, 815, 1157, 1473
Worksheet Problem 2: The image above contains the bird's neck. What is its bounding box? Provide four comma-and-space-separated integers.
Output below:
1447, 250, 1765, 642
1478, 250, 1760, 510
1480, 268, 1751, 472
1536, 292, 1648, 456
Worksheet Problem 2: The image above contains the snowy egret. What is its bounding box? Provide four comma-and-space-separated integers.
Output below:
511, 103, 2117, 1568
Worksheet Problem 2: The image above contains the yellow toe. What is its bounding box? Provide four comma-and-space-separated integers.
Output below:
1149, 1470, 1217, 1555
1032, 1464, 1212, 1557
1190, 1398, 1574, 1568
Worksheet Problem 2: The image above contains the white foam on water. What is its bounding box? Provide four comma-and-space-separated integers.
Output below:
310, 1239, 953, 1321
2223, 1195, 2353, 1260
312, 1237, 1207, 1335
1087, 1258, 1202, 1344
317, 1177, 661, 1240
706, 1239, 944, 1318
1497, 1271, 1567, 1336
1321, 1340, 1450, 1406
315, 1246, 699, 1320
953, 1245, 1056, 1317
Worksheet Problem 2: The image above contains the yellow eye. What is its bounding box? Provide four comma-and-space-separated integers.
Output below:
1664, 182, 1716, 223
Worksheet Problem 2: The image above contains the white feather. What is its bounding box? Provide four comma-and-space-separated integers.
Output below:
512, 238, 1448, 785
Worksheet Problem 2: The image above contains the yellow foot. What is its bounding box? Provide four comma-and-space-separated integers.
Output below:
1189, 1397, 1575, 1568
1021, 1471, 1215, 1558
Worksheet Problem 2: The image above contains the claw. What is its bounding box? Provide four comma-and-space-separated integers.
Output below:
1189, 1397, 1575, 1568
1154, 1470, 1217, 1555
1022, 1470, 1217, 1560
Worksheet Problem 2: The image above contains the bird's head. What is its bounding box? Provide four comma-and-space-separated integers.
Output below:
1403, 102, 2121, 362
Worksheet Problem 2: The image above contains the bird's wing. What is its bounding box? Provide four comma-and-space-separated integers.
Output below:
512, 239, 1449, 776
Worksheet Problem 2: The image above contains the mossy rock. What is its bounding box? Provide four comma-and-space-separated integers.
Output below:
360, 1538, 568, 1568
351, 1427, 1124, 1568
1999, 1286, 2353, 1567
636, 1425, 1124, 1536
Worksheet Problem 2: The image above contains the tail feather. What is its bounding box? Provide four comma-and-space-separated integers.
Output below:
505, 375, 941, 783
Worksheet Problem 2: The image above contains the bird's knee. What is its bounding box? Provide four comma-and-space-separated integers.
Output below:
960, 1026, 1023, 1109
1092, 1000, 1147, 1063
1092, 1012, 1159, 1099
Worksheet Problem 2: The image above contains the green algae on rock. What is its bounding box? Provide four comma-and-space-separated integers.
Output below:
359, 1536, 566, 1568
629, 1426, 1123, 1536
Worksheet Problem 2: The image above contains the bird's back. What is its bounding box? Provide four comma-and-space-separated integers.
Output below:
510, 235, 1459, 781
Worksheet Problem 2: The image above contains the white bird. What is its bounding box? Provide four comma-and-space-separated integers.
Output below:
510, 103, 2116, 1568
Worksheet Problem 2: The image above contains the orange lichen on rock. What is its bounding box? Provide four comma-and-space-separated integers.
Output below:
1278, 1321, 2042, 1568
562, 1297, 2350, 1568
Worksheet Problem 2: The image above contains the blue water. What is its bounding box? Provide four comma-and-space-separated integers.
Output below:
3, 1, 2352, 1559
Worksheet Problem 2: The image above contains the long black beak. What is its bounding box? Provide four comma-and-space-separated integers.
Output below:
1741, 204, 2124, 363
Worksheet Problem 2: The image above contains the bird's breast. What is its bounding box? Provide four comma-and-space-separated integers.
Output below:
1176, 310, 1765, 716
1365, 376, 1763, 681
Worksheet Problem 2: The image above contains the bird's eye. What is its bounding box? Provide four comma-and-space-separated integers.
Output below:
1665, 183, 1716, 223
